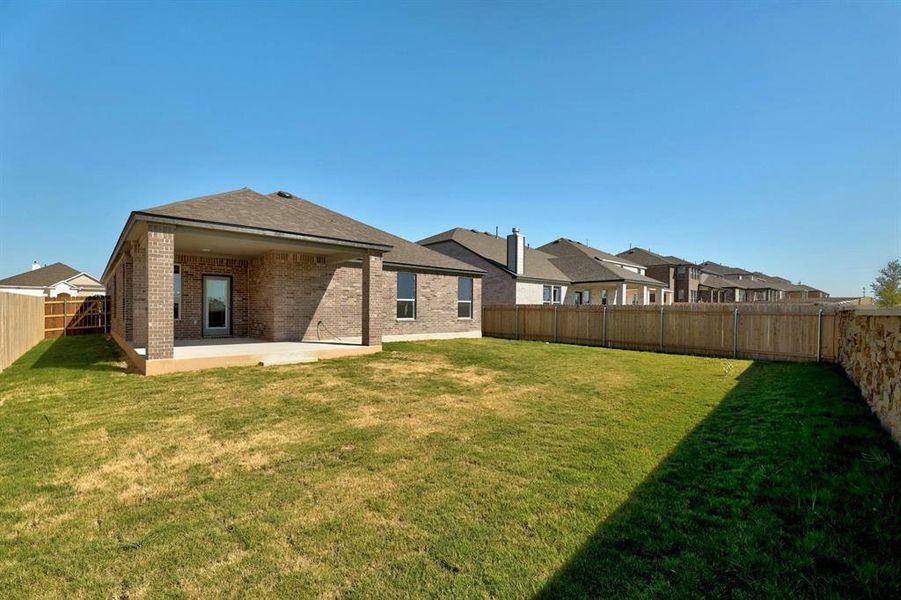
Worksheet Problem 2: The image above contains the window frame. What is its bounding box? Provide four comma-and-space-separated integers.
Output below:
543, 284, 562, 305
174, 264, 182, 320
457, 276, 473, 320
396, 271, 417, 320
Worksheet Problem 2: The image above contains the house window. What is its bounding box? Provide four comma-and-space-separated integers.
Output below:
677, 266, 686, 275
457, 277, 473, 319
690, 267, 701, 279
601, 289, 608, 305
649, 291, 656, 303
543, 285, 562, 304
576, 290, 590, 304
690, 290, 698, 302
396, 272, 416, 319
174, 264, 181, 320
677, 289, 685, 302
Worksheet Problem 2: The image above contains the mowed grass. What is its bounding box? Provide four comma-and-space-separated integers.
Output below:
0, 336, 898, 598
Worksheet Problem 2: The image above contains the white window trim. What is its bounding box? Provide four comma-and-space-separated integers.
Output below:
396, 272, 416, 321
457, 277, 473, 320
543, 284, 563, 305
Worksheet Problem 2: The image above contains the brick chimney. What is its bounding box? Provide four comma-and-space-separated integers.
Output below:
506, 228, 525, 275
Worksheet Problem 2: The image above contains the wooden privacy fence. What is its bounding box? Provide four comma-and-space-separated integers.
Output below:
44, 295, 109, 339
482, 303, 839, 362
0, 292, 45, 372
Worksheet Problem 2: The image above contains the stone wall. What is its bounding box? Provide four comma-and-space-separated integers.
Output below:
836, 308, 901, 444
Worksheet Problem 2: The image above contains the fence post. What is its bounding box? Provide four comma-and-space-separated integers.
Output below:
554, 305, 558, 343
733, 307, 739, 358
602, 305, 608, 347
63, 298, 68, 337
816, 308, 823, 362
515, 305, 519, 340
659, 305, 665, 352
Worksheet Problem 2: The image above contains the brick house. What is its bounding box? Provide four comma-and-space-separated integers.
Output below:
102, 188, 483, 374
420, 228, 671, 306
418, 228, 571, 305
616, 247, 702, 303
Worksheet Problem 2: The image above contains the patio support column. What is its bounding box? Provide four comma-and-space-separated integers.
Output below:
616, 282, 628, 305
641, 285, 649, 305
657, 287, 665, 305
132, 238, 148, 349
361, 252, 383, 347
145, 223, 175, 360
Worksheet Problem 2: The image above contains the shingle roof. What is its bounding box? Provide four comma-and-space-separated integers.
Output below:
539, 239, 668, 286
0, 262, 83, 287
698, 272, 746, 289
137, 188, 482, 275
616, 247, 696, 267
418, 228, 570, 282
700, 261, 752, 276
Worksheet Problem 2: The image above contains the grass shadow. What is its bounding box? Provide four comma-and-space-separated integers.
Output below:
27, 335, 126, 373
536, 361, 901, 598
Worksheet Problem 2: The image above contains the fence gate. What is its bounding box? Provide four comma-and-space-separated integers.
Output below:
44, 295, 109, 339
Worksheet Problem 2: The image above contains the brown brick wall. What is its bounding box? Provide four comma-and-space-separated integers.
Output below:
146, 223, 174, 359
175, 254, 250, 339
424, 240, 513, 304
120, 243, 481, 351
362, 254, 383, 345
380, 267, 481, 337
248, 251, 365, 342
132, 239, 148, 348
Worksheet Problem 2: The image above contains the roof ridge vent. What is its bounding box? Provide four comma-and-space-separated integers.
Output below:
276, 190, 293, 199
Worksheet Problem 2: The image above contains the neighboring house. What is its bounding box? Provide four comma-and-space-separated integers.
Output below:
700, 261, 829, 302
418, 228, 571, 305
102, 188, 484, 365
0, 262, 105, 297
420, 229, 671, 305
698, 272, 748, 303
537, 238, 671, 305
616, 247, 703, 302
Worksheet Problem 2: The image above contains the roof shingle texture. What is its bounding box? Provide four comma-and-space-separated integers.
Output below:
418, 228, 570, 282
139, 188, 482, 274
539, 239, 668, 286
616, 246, 695, 267
0, 262, 83, 287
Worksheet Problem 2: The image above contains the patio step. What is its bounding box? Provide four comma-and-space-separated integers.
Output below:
258, 353, 319, 367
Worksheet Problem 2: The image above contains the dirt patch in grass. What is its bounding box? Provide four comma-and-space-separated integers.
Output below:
62, 416, 298, 504
365, 352, 497, 387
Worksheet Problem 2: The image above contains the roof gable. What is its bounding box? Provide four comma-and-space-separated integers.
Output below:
136, 188, 482, 275
0, 262, 84, 288
419, 228, 570, 282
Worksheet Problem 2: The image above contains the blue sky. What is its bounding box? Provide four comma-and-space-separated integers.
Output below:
1, 1, 898, 296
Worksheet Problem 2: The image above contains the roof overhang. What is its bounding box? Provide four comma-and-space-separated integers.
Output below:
103, 212, 394, 282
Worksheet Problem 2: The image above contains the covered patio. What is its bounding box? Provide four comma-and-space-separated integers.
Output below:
570, 281, 673, 305
106, 206, 390, 373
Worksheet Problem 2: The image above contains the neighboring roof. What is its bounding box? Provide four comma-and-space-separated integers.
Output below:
0, 262, 93, 288
616, 247, 696, 268
130, 188, 482, 275
418, 228, 570, 282
699, 261, 752, 277
539, 239, 668, 286
698, 272, 746, 289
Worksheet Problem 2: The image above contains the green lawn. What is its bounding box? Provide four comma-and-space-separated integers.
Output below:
0, 336, 898, 598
